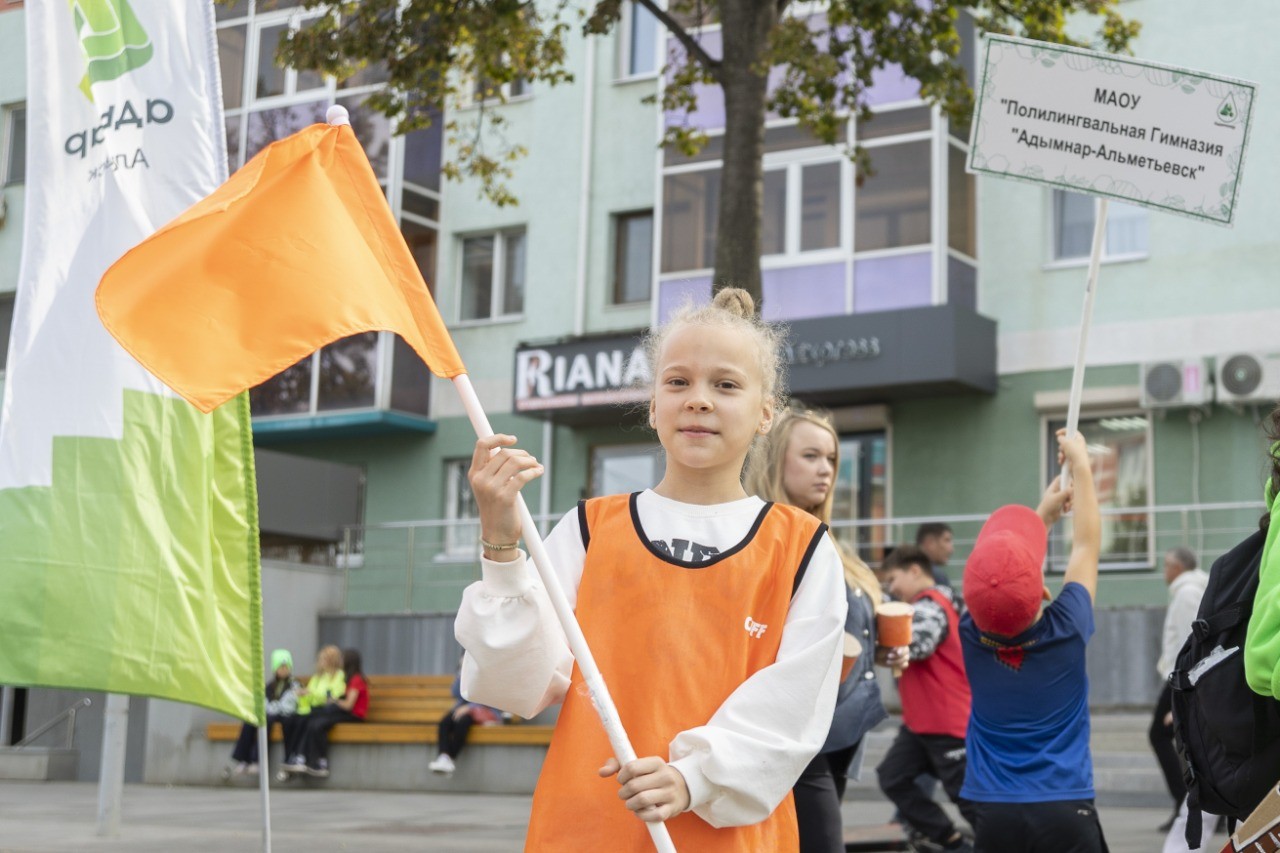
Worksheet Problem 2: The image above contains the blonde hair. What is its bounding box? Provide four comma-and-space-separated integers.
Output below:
745, 405, 882, 603
645, 288, 787, 412
317, 645, 342, 674
644, 288, 787, 476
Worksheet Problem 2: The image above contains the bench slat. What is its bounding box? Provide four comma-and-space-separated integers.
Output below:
206, 721, 552, 746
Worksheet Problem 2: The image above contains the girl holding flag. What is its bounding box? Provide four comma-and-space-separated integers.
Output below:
456, 288, 847, 851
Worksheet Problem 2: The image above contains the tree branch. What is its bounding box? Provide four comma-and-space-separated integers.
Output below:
632, 0, 722, 81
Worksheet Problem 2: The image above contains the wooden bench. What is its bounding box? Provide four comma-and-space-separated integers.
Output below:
206, 674, 553, 747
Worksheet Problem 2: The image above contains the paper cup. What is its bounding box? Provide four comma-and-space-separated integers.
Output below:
840, 633, 863, 682
876, 601, 914, 648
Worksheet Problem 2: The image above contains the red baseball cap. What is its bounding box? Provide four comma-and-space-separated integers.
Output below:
963, 505, 1049, 637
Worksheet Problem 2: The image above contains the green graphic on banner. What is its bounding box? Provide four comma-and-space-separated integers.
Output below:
70, 0, 154, 99
0, 390, 264, 725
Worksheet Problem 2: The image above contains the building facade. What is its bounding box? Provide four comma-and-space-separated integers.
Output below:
1, 0, 1277, 626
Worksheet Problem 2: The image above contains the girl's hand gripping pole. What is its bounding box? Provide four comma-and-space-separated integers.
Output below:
452, 375, 678, 853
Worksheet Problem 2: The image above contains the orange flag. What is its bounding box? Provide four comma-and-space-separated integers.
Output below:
97, 122, 465, 414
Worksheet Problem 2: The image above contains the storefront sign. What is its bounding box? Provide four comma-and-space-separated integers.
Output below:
514, 337, 651, 414
513, 305, 995, 421
968, 34, 1256, 225
785, 336, 881, 369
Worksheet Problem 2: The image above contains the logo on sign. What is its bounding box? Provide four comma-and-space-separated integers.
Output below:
1216, 94, 1240, 128
71, 0, 155, 100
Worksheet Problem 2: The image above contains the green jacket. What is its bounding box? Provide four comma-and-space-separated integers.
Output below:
1245, 464, 1280, 698
298, 670, 346, 715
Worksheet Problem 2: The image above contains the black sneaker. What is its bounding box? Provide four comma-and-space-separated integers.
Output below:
905, 830, 944, 853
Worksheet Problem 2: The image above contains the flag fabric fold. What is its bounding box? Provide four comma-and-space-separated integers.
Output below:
0, 0, 263, 725
97, 122, 467, 414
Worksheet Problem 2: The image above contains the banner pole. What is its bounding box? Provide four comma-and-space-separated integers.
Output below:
0, 686, 13, 745
95, 694, 129, 837
452, 375, 677, 853
1061, 197, 1109, 488
258, 723, 272, 852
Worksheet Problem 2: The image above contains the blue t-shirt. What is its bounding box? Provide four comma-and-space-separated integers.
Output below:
960, 582, 1095, 802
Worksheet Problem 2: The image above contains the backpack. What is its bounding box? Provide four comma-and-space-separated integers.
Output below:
1169, 527, 1280, 848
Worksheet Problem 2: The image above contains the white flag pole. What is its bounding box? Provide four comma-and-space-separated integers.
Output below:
451, 374, 678, 853
258, 722, 272, 852
1060, 197, 1109, 489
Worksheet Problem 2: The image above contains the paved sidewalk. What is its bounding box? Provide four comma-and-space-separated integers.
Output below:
0, 782, 1228, 852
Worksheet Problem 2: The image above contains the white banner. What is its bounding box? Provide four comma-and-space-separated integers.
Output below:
0, 0, 263, 725
1, 0, 226, 488
967, 34, 1256, 226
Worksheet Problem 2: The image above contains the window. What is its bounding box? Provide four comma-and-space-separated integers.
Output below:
1045, 414, 1151, 571
215, 0, 249, 21
250, 333, 377, 416
218, 8, 390, 176
753, 158, 844, 259
613, 211, 653, 304
444, 459, 480, 556
591, 445, 664, 497
2, 105, 24, 186
316, 332, 379, 411
1052, 190, 1149, 262
830, 432, 889, 563
459, 229, 526, 321
661, 169, 719, 272
800, 161, 841, 252
389, 336, 430, 415
855, 139, 931, 252
619, 1, 660, 78
249, 331, 431, 418
401, 119, 443, 296
761, 169, 786, 256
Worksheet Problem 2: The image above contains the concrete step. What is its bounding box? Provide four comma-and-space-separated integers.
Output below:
0, 748, 78, 781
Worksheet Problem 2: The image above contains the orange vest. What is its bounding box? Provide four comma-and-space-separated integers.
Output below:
524, 493, 826, 852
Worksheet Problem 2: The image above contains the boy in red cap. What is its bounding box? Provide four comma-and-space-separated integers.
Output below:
959, 430, 1105, 852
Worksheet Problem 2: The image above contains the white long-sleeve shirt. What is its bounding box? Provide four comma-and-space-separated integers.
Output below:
455, 490, 847, 828
1158, 568, 1209, 678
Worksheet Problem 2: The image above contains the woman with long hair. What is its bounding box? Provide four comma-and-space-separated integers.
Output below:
746, 406, 889, 853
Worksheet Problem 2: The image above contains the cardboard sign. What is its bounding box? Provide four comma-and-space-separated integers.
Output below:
968, 34, 1257, 225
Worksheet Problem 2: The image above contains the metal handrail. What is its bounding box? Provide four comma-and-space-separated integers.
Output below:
13, 698, 91, 750
331, 501, 1270, 611
340, 501, 1266, 536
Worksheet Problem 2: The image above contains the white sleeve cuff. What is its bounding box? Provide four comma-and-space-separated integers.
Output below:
668, 753, 716, 816
480, 551, 533, 597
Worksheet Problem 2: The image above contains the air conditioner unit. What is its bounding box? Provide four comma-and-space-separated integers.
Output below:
1216, 353, 1280, 404
1140, 359, 1211, 408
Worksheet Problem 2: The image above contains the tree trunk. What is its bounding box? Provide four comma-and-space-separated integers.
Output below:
712, 0, 778, 310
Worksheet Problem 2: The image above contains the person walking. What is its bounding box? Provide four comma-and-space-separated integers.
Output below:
876, 546, 975, 853
1152, 546, 1209, 839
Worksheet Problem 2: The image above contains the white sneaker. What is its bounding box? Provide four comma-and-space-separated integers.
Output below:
232, 762, 248, 776
428, 754, 455, 775
245, 763, 259, 776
